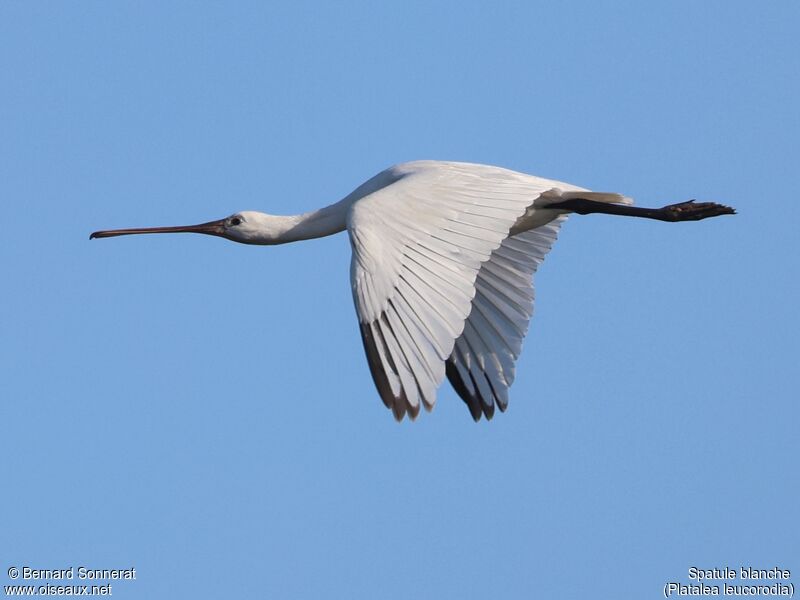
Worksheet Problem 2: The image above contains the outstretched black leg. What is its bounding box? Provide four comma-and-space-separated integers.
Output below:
544, 198, 736, 222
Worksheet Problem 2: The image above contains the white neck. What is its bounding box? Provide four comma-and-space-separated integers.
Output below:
238, 199, 351, 245
276, 201, 350, 243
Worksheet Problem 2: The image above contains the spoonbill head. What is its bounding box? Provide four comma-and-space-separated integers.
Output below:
90, 211, 303, 245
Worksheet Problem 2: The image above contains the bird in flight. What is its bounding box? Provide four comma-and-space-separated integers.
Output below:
91, 161, 734, 421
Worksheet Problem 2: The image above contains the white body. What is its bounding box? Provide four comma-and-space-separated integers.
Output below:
93, 160, 634, 421
227, 161, 629, 420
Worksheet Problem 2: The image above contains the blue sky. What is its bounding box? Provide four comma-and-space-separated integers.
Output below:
2, 1, 798, 598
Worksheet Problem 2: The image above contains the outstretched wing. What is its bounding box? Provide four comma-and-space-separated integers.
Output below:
347, 161, 575, 420
446, 218, 566, 421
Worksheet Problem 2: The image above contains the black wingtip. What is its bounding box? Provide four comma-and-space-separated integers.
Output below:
446, 359, 483, 422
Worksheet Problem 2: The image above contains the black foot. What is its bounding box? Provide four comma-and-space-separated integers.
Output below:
659, 200, 736, 222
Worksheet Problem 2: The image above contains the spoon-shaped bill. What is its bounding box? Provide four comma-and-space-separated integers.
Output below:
90, 219, 226, 240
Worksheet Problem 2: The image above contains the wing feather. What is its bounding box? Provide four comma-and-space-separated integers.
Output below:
348, 161, 582, 420
446, 217, 567, 419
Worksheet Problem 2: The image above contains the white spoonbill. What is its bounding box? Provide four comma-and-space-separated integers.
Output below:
91, 160, 734, 421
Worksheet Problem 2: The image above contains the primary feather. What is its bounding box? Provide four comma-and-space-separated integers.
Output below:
347, 161, 628, 421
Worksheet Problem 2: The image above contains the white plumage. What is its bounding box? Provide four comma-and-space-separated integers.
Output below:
348, 161, 588, 420
91, 160, 733, 421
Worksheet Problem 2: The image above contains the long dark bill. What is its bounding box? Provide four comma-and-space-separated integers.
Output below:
89, 219, 227, 240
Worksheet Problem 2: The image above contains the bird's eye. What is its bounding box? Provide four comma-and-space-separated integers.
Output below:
230, 217, 242, 226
